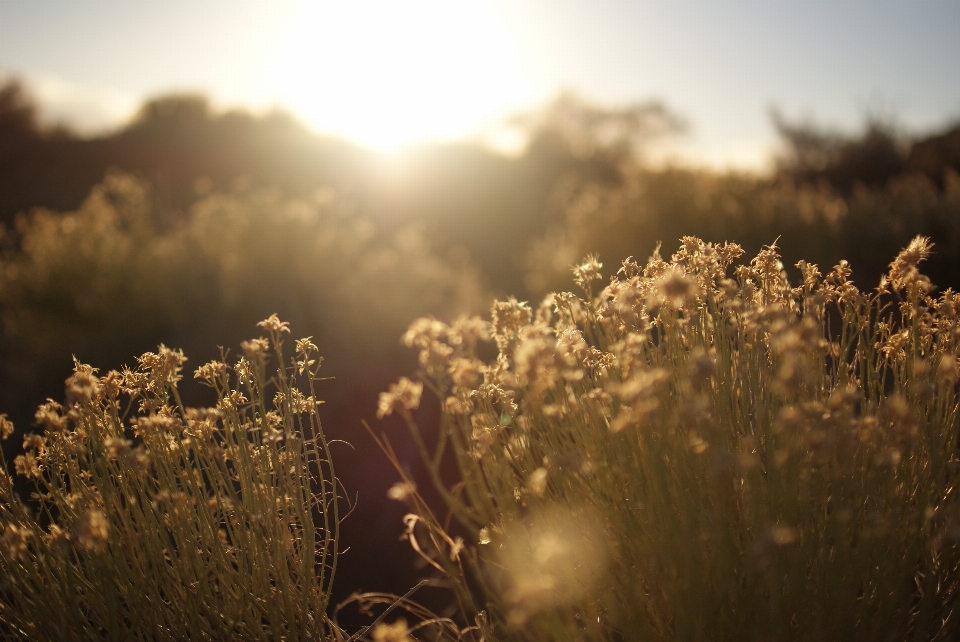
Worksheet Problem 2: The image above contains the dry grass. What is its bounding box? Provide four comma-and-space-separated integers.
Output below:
0, 316, 344, 640
379, 236, 960, 641
1, 234, 959, 640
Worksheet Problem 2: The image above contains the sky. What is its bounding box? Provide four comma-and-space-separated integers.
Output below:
1, 0, 959, 170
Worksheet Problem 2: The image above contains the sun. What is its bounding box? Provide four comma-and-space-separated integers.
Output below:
255, 0, 533, 152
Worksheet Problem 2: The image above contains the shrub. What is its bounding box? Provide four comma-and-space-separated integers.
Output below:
0, 317, 344, 640
381, 237, 960, 641
525, 165, 960, 300
0, 170, 489, 607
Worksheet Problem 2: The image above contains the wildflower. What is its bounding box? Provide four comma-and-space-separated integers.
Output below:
240, 337, 270, 360
234, 357, 253, 383
572, 254, 603, 292
888, 236, 933, 287
103, 437, 133, 460
65, 365, 101, 407
881, 329, 910, 363
470, 413, 499, 458
99, 370, 123, 399
418, 340, 454, 379
14, 453, 41, 479
448, 357, 483, 390
618, 256, 641, 279
217, 391, 249, 415
21, 432, 44, 454
514, 332, 561, 392
377, 377, 423, 418
295, 337, 318, 357
660, 268, 694, 307
584, 387, 612, 408
402, 317, 448, 349
643, 243, 668, 279
717, 241, 745, 269
289, 389, 315, 413
473, 383, 518, 417
194, 360, 228, 385
34, 399, 68, 433
131, 413, 182, 438
583, 349, 618, 379
751, 240, 786, 286
185, 406, 221, 423
449, 315, 489, 348
556, 328, 588, 365
256, 313, 290, 334
824, 260, 859, 303
443, 395, 474, 415
0, 414, 14, 440
796, 260, 821, 292
295, 337, 321, 374
120, 367, 149, 394
491, 298, 532, 351
138, 345, 188, 384
260, 409, 282, 431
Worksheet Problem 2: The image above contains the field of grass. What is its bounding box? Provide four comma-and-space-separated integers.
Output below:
1, 234, 958, 640
2, 87, 960, 639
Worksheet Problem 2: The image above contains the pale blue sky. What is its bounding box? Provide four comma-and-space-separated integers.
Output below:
2, 0, 959, 169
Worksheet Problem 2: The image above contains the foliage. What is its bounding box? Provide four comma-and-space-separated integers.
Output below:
381, 237, 960, 641
772, 111, 907, 194
0, 171, 483, 431
524, 167, 960, 299
510, 90, 686, 173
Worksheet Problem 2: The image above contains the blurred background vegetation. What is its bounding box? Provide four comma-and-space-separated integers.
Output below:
2, 77, 960, 606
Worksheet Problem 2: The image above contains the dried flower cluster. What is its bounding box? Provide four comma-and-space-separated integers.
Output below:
382, 236, 960, 641
0, 318, 346, 640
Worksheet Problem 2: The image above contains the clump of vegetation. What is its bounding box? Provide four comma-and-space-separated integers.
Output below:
0, 170, 483, 437
380, 237, 960, 640
0, 316, 343, 640
524, 166, 960, 298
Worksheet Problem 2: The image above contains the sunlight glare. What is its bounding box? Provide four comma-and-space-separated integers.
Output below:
257, 0, 533, 151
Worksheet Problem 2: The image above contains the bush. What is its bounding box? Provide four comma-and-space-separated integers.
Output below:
524, 166, 960, 300
0, 170, 483, 440
0, 170, 485, 607
381, 237, 960, 641
0, 317, 344, 640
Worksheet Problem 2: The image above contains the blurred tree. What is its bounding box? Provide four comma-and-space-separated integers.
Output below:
0, 80, 41, 145
0, 80, 377, 224
772, 109, 907, 194
513, 90, 686, 182
907, 124, 960, 189
129, 93, 211, 129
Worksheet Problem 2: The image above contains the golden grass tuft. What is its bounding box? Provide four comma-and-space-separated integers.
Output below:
380, 236, 960, 641
0, 318, 344, 640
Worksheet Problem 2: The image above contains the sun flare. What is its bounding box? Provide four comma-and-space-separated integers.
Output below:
256, 0, 533, 151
